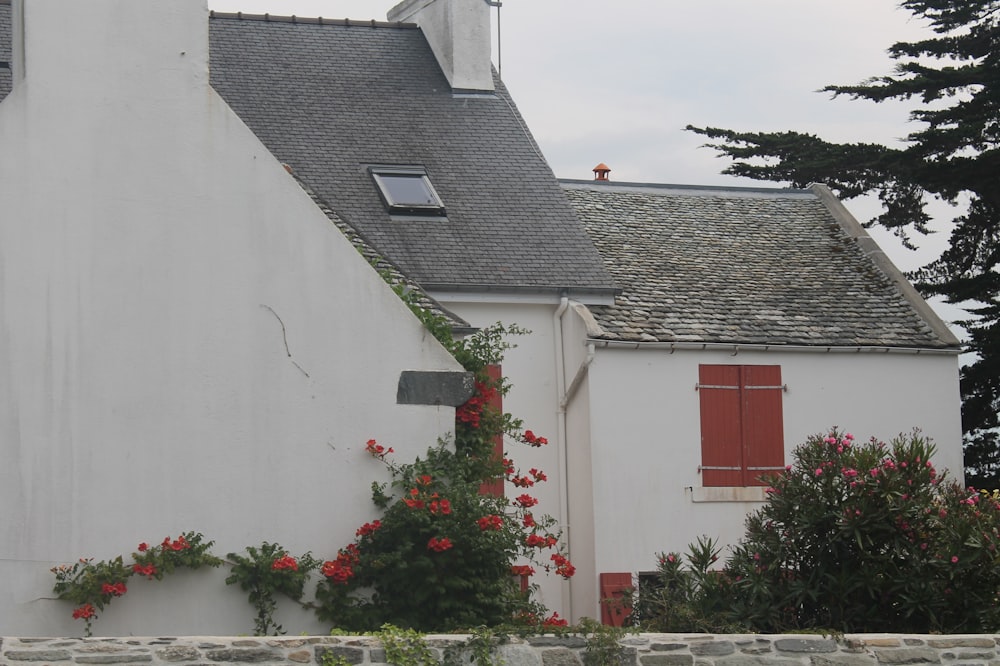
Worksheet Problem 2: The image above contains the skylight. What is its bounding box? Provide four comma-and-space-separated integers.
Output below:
370, 166, 446, 216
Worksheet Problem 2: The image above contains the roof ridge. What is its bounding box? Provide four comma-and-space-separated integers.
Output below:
560, 178, 815, 198
207, 11, 416, 29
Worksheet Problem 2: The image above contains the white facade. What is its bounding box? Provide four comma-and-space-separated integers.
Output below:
0, 0, 462, 636
442, 296, 963, 623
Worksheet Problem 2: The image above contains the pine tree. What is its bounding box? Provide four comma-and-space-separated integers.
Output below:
687, 0, 1000, 486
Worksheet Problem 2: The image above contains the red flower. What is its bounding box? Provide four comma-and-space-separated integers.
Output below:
427, 536, 454, 552
418, 475, 433, 486
365, 439, 394, 459
404, 498, 425, 509
72, 603, 96, 620
478, 515, 503, 531
132, 563, 157, 578
522, 430, 548, 447
100, 582, 127, 597
529, 468, 548, 482
551, 553, 576, 578
510, 564, 535, 577
271, 555, 299, 572
502, 458, 516, 476
321, 559, 353, 584
322, 545, 361, 584
515, 494, 538, 508
511, 475, 535, 488
429, 498, 452, 515
522, 513, 536, 528
162, 534, 190, 551
525, 533, 556, 548
356, 520, 382, 537
137, 542, 148, 552
542, 612, 568, 627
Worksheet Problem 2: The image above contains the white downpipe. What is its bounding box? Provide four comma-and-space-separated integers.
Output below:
552, 296, 572, 618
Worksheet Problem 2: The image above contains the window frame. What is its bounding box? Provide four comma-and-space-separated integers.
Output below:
369, 165, 446, 217
697, 364, 785, 488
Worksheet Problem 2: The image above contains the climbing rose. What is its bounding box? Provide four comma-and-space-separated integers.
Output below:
72, 603, 96, 620
271, 555, 298, 571
100, 582, 127, 597
427, 537, 454, 552
478, 515, 503, 531
515, 494, 539, 508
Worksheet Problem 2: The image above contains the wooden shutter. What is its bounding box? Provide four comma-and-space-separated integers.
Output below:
742, 365, 784, 486
698, 365, 743, 487
478, 364, 505, 497
599, 572, 633, 627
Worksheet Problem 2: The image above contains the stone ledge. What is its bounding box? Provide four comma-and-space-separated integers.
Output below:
1, 635, 998, 666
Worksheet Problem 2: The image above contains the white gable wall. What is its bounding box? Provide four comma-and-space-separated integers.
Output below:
0, 0, 461, 636
575, 343, 961, 618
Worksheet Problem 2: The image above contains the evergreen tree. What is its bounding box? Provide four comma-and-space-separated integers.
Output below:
688, 0, 1000, 486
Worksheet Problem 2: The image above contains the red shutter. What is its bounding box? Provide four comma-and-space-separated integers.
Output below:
599, 572, 633, 627
742, 365, 784, 486
698, 365, 743, 487
478, 364, 505, 497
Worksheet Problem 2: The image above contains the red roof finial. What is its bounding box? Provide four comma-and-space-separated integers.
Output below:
593, 163, 611, 181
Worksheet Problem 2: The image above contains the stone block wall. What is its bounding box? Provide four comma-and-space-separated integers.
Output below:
2, 634, 999, 666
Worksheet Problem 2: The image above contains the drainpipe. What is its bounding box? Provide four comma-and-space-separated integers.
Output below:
552, 296, 572, 617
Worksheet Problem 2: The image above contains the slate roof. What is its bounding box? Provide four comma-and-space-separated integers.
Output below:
293, 172, 472, 332
205, 12, 617, 298
562, 180, 959, 349
0, 4, 956, 350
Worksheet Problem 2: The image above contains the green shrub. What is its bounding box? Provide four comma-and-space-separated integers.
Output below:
225, 542, 319, 635
312, 323, 574, 631
631, 536, 743, 633
726, 429, 1000, 632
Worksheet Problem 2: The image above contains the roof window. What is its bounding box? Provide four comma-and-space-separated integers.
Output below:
370, 166, 446, 216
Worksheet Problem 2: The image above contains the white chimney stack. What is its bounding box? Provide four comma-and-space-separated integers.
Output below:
388, 0, 495, 92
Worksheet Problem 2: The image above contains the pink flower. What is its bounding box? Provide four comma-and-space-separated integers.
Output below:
815, 468, 823, 476
951, 555, 959, 564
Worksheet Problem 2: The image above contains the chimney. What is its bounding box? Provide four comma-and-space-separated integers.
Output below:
388, 0, 495, 92
593, 163, 611, 181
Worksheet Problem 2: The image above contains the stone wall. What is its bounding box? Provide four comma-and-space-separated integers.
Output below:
2, 634, 999, 666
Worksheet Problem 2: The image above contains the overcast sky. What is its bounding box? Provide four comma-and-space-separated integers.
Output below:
204, 0, 953, 280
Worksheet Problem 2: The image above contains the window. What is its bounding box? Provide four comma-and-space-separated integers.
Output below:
370, 166, 446, 216
697, 365, 785, 487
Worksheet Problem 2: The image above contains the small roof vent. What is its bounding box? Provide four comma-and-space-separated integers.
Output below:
593, 163, 611, 181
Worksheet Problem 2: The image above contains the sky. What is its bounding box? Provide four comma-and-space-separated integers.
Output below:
204, 1, 959, 306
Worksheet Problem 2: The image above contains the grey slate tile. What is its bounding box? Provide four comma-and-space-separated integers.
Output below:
562, 180, 957, 348
206, 13, 617, 296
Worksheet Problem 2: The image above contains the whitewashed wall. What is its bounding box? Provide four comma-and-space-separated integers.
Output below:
442, 297, 962, 624
580, 345, 962, 593
0, 0, 462, 637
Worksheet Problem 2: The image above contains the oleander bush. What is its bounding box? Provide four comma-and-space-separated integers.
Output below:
641, 429, 1000, 633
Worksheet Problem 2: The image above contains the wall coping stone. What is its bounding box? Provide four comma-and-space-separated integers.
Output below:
2, 635, 999, 666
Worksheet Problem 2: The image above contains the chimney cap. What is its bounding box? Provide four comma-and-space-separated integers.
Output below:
593, 163, 611, 181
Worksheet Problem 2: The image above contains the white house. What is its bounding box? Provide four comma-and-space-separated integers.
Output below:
0, 0, 466, 636
554, 178, 962, 620
0, 0, 962, 631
